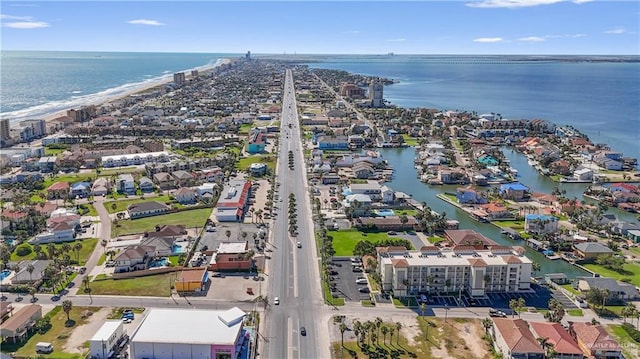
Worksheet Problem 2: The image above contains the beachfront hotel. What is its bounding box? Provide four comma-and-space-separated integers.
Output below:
377, 245, 532, 297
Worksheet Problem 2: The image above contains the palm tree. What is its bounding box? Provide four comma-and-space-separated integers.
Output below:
375, 317, 382, 343
29, 287, 37, 302
395, 322, 402, 345
420, 303, 427, 317
225, 230, 231, 241
62, 300, 73, 322
601, 288, 610, 310
100, 239, 108, 253
73, 242, 83, 264
481, 318, 492, 333
339, 323, 347, 347
26, 263, 35, 282
381, 326, 389, 345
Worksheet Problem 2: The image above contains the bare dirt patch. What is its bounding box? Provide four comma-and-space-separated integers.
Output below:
63, 307, 111, 353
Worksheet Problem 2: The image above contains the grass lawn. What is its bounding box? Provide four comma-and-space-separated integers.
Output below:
582, 262, 640, 287
608, 324, 640, 359
328, 230, 396, 256
567, 309, 584, 316
98, 167, 143, 176
323, 279, 345, 307
427, 236, 446, 244
401, 134, 419, 146
85, 272, 175, 296
10, 238, 98, 265
112, 208, 212, 236
440, 193, 458, 203
628, 247, 640, 257
236, 155, 277, 171
9, 306, 100, 359
239, 123, 253, 134
45, 147, 66, 156
79, 203, 98, 217
560, 283, 581, 296
394, 209, 420, 217
104, 194, 172, 214
29, 193, 47, 203
43, 172, 96, 188
493, 220, 525, 230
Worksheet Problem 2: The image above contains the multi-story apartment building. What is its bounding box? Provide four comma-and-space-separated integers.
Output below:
377, 245, 532, 297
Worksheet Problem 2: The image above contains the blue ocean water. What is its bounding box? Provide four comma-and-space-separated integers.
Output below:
0, 51, 235, 119
308, 55, 640, 160
1, 51, 638, 159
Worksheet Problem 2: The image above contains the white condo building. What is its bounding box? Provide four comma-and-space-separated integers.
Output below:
377, 245, 532, 297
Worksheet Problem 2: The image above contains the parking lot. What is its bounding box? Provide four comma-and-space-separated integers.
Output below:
199, 222, 266, 253
328, 257, 371, 302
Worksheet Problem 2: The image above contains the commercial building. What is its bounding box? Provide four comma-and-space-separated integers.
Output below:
89, 320, 126, 359
129, 307, 249, 359
209, 242, 252, 272
101, 151, 169, 168
377, 245, 532, 297
215, 180, 251, 222
173, 72, 186, 85
175, 268, 209, 293
0, 304, 42, 343
369, 81, 384, 108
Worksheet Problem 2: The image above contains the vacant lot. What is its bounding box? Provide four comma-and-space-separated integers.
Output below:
86, 272, 174, 297
43, 172, 96, 188
10, 238, 98, 265
331, 316, 491, 359
111, 208, 212, 236
105, 194, 171, 213
583, 262, 640, 287
236, 155, 277, 171
329, 230, 397, 256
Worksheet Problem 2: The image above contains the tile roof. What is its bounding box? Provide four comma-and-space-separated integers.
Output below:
529, 322, 582, 355
47, 181, 70, 191
493, 318, 545, 354
571, 322, 621, 352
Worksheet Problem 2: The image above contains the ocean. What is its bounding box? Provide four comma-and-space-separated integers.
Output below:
1, 51, 638, 159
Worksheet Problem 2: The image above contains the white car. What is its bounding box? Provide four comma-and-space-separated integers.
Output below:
297, 241, 302, 248
274, 297, 280, 305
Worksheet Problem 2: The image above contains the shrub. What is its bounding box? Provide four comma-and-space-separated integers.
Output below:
621, 323, 640, 343
15, 244, 33, 257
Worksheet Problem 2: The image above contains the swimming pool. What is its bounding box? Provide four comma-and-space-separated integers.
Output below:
375, 209, 395, 217
0, 270, 12, 281
148, 258, 168, 268
172, 242, 188, 254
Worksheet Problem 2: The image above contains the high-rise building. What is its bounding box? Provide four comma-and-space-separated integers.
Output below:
19, 119, 47, 138
0, 118, 10, 140
173, 72, 186, 85
67, 106, 96, 122
369, 81, 384, 108
190, 69, 199, 77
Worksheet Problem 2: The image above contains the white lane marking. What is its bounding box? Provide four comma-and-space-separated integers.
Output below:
288, 316, 294, 359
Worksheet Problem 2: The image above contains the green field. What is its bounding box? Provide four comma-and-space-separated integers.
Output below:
401, 134, 419, 146
98, 167, 143, 176
43, 172, 96, 188
236, 155, 277, 171
104, 195, 172, 213
111, 208, 212, 236
566, 309, 584, 316
86, 272, 175, 296
10, 238, 98, 265
608, 324, 640, 359
8, 306, 99, 359
328, 230, 396, 256
493, 220, 525, 230
583, 262, 640, 287
44, 147, 66, 156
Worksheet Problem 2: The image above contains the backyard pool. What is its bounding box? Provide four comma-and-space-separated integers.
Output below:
172, 242, 188, 254
148, 258, 168, 268
374, 209, 395, 217
0, 269, 12, 281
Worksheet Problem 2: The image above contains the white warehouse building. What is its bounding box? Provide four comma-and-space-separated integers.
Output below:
129, 307, 249, 359
89, 320, 126, 359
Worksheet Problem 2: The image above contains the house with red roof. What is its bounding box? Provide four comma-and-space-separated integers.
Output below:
1, 209, 28, 223
610, 182, 639, 194
46, 181, 70, 199
492, 318, 545, 359
215, 180, 251, 222
569, 322, 622, 359
529, 322, 583, 359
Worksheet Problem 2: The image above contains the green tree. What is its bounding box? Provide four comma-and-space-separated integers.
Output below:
395, 322, 402, 345
62, 300, 73, 322
339, 323, 347, 347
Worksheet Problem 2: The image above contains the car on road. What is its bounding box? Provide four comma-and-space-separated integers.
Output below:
67, 282, 75, 288
297, 241, 302, 248
0, 295, 7, 301
489, 309, 507, 318
358, 287, 370, 293
15, 296, 23, 302
274, 297, 280, 305
78, 267, 86, 274
300, 327, 306, 336
51, 295, 60, 301
387, 231, 397, 235
122, 318, 132, 324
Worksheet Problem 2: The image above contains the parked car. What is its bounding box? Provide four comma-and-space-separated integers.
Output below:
489, 309, 507, 318
352, 267, 363, 273
300, 327, 307, 336
355, 279, 368, 285
358, 287, 370, 293
274, 297, 280, 305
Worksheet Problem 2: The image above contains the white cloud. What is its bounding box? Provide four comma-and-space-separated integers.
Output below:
343, 30, 361, 34
604, 27, 626, 34
518, 36, 546, 42
466, 0, 563, 8
546, 33, 586, 38
1, 14, 49, 28
127, 19, 165, 26
387, 38, 407, 42
572, 0, 593, 3
473, 37, 504, 43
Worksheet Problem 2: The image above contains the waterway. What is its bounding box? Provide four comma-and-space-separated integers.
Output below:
379, 147, 591, 279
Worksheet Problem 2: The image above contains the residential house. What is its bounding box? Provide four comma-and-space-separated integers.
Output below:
524, 214, 559, 235
531, 192, 558, 206
33, 202, 57, 217
33, 220, 76, 244
479, 202, 512, 220
0, 304, 42, 343
171, 170, 194, 187
573, 242, 614, 261
492, 318, 545, 359
609, 220, 640, 236
574, 168, 594, 182
456, 186, 488, 205
138, 176, 154, 193
569, 322, 622, 359
352, 162, 375, 179
576, 276, 638, 301
174, 187, 197, 205
70, 181, 91, 198
317, 136, 349, 150
127, 201, 170, 219
91, 177, 111, 196
353, 216, 418, 231
349, 181, 383, 201
1, 209, 28, 223
500, 183, 530, 201
196, 182, 217, 197
117, 174, 135, 195
609, 183, 638, 194
529, 322, 583, 359
113, 245, 155, 273
444, 229, 497, 249
380, 185, 394, 204
46, 181, 69, 199
249, 162, 268, 176
153, 172, 174, 190
627, 229, 640, 243
438, 168, 468, 184
342, 194, 372, 217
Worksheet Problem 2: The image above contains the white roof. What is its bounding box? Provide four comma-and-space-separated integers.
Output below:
217, 241, 248, 254
131, 308, 245, 345
90, 321, 122, 341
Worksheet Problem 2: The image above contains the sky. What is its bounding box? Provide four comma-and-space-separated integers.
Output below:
1, 0, 639, 55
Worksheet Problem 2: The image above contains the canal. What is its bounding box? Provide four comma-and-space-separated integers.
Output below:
378, 147, 591, 278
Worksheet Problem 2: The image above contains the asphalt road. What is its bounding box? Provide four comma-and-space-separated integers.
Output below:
264, 69, 328, 359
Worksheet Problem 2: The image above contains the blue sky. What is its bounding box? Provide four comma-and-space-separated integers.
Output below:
1, 1, 638, 55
